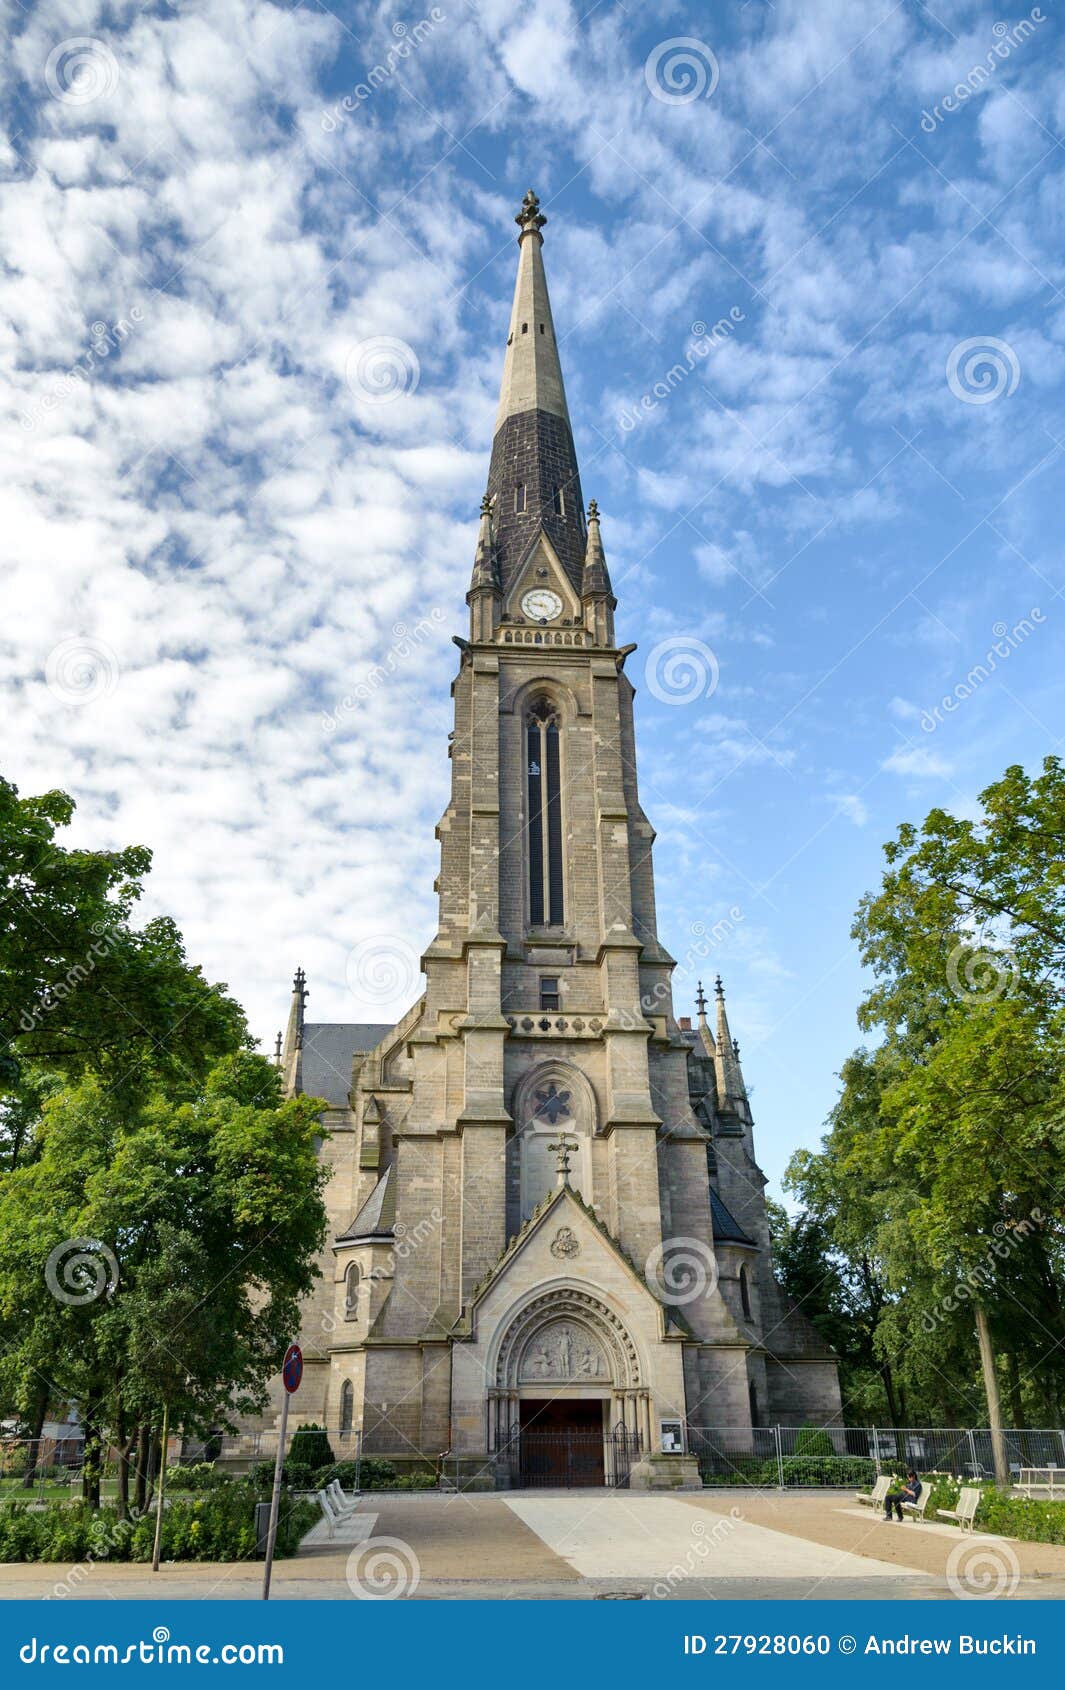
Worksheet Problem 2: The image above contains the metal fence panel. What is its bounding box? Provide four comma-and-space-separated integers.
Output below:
685, 1426, 1065, 1488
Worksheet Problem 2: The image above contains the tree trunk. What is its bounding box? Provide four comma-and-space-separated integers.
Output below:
975, 1303, 1010, 1487
81, 1399, 102, 1509
116, 1425, 135, 1522
880, 1361, 901, 1429
21, 1394, 48, 1490
133, 1424, 149, 1512
1006, 1350, 1026, 1430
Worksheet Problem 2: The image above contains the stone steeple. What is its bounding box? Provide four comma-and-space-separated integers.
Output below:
483, 190, 586, 597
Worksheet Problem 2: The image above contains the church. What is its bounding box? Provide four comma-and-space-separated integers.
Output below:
257, 192, 840, 1487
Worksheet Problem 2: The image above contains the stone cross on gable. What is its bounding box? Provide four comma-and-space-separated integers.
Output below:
548, 1133, 579, 1186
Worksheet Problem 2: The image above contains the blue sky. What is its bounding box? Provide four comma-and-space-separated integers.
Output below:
4, 0, 1064, 1196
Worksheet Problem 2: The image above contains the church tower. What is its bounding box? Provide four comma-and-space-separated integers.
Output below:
257, 192, 841, 1487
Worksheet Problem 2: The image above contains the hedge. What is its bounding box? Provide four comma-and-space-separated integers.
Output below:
0, 1482, 317, 1564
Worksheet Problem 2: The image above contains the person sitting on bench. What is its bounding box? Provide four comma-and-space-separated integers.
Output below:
884, 1469, 921, 1521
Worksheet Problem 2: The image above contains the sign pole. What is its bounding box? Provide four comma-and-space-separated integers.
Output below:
262, 1342, 302, 1602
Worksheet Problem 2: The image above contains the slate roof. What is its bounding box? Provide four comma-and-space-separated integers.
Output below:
299, 1021, 393, 1106
709, 1187, 757, 1248
337, 1165, 396, 1243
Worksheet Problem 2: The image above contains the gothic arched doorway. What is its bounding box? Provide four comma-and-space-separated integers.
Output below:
489, 1288, 649, 1487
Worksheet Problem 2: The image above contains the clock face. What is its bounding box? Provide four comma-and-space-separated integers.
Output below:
521, 588, 563, 622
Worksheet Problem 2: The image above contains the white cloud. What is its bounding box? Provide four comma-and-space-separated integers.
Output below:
881, 745, 953, 778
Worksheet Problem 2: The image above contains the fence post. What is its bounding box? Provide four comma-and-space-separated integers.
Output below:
774, 1424, 785, 1490
871, 1429, 880, 1479
966, 1428, 979, 1478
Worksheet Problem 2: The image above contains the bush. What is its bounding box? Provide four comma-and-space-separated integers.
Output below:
791, 1428, 835, 1458
288, 1424, 334, 1471
168, 1462, 226, 1492
359, 1459, 398, 1490
312, 1461, 357, 1489
392, 1470, 436, 1491
0, 1482, 319, 1563
248, 1459, 315, 1491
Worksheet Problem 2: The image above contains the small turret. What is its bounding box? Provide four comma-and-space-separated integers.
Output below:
581, 499, 616, 646
713, 975, 750, 1122
280, 966, 309, 1095
694, 978, 716, 1059
467, 493, 500, 640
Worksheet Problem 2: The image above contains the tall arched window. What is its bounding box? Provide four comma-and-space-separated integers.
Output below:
344, 1263, 360, 1320
340, 1379, 354, 1435
739, 1264, 752, 1320
526, 697, 563, 926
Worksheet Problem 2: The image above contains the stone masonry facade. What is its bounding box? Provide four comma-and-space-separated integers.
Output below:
240, 192, 841, 1484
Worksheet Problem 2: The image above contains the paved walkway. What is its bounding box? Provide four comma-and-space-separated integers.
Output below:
3, 1490, 1065, 1600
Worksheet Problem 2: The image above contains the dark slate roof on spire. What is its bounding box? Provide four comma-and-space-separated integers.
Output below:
484, 190, 586, 596
337, 1164, 396, 1243
709, 1188, 756, 1247
298, 1022, 393, 1106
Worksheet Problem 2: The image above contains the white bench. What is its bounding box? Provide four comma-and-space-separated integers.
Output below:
315, 1488, 358, 1539
856, 1475, 890, 1508
901, 1484, 933, 1521
1017, 1467, 1065, 1499
938, 1485, 981, 1532
327, 1479, 358, 1513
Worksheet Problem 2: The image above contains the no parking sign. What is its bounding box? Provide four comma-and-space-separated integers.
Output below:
282, 1342, 303, 1393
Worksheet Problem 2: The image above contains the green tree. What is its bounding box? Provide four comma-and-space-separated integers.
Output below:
0, 1054, 329, 1511
0, 776, 247, 1157
789, 759, 1065, 1477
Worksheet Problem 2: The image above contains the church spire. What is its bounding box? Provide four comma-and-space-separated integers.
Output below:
494, 190, 570, 431
482, 190, 586, 600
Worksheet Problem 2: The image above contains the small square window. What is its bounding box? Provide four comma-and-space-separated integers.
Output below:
540, 976, 560, 1011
